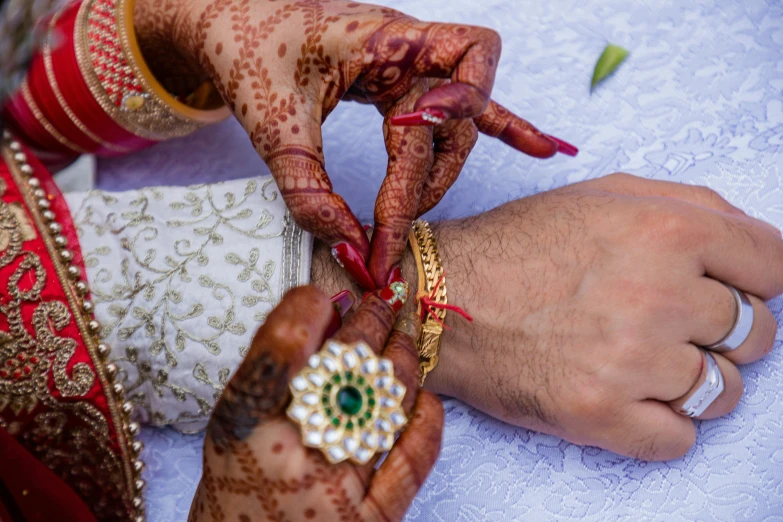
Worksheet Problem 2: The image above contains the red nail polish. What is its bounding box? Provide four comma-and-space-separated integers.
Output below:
324, 308, 342, 340
330, 290, 355, 317
390, 108, 447, 126
376, 279, 410, 314
546, 134, 579, 157
331, 242, 377, 290
386, 265, 402, 285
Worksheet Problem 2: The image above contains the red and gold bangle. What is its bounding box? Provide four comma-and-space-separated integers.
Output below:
2, 0, 229, 163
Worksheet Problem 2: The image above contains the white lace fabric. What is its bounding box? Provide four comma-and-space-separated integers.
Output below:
65, 177, 312, 432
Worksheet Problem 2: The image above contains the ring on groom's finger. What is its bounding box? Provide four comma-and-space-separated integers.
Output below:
287, 340, 408, 465
678, 351, 725, 418
704, 284, 754, 353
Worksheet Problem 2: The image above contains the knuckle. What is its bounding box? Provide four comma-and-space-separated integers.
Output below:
571, 385, 613, 421
634, 205, 707, 249
477, 27, 502, 52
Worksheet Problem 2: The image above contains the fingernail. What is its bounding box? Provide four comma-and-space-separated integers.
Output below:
376, 279, 410, 314
324, 308, 343, 340
546, 134, 579, 157
331, 242, 377, 290
386, 265, 403, 286
330, 290, 355, 317
390, 108, 447, 126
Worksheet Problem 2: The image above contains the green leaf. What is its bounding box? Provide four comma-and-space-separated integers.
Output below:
591, 43, 629, 92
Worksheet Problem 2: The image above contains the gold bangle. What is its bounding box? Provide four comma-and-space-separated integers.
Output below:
408, 220, 446, 385
74, 0, 230, 142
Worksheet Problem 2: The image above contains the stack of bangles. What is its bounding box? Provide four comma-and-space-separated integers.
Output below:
2, 0, 229, 169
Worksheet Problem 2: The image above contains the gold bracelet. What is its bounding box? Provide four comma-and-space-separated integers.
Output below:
408, 220, 446, 385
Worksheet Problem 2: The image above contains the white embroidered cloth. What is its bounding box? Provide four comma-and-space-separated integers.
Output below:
65, 179, 312, 431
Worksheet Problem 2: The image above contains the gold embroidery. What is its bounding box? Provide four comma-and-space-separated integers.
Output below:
0, 142, 144, 521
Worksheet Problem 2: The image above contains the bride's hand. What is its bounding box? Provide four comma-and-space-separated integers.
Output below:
133, 0, 574, 289
189, 284, 443, 521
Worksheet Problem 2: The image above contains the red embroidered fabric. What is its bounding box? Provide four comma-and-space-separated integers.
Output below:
0, 142, 141, 521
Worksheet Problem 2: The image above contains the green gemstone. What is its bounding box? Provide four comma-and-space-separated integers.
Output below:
325, 408, 333, 416
364, 411, 372, 419
337, 386, 363, 416
322, 396, 329, 404
357, 377, 365, 385
358, 418, 365, 426
332, 417, 340, 426
325, 383, 332, 391
368, 398, 376, 407
333, 375, 341, 383
346, 421, 354, 430
366, 387, 373, 396
346, 371, 353, 381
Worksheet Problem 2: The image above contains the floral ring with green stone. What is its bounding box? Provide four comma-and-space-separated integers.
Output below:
287, 339, 408, 465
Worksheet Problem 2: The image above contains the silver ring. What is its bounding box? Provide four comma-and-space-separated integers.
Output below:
679, 351, 724, 418
704, 284, 754, 353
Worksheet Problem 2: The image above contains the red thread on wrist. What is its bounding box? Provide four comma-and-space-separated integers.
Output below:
416, 274, 473, 329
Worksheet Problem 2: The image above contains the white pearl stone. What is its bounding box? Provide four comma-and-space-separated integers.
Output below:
324, 428, 340, 444
390, 384, 405, 398
378, 359, 393, 375
342, 352, 357, 369
322, 357, 338, 373
362, 431, 377, 449
328, 446, 345, 462
308, 372, 324, 387
292, 376, 308, 391
290, 405, 308, 421
327, 341, 342, 357
306, 430, 323, 446
308, 413, 324, 427
390, 412, 406, 427
302, 393, 319, 406
307, 355, 320, 369
360, 359, 377, 374
343, 437, 358, 454
355, 447, 372, 464
354, 343, 369, 358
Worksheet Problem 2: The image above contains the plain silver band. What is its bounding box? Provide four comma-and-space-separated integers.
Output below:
704, 284, 754, 353
679, 352, 724, 418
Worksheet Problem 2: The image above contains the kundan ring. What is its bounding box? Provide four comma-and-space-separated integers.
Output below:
287, 340, 408, 465
704, 284, 754, 353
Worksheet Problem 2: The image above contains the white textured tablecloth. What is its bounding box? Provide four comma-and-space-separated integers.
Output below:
96, 0, 783, 519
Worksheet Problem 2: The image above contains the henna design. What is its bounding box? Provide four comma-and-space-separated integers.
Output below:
133, 0, 565, 288
418, 117, 479, 215
208, 350, 290, 452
